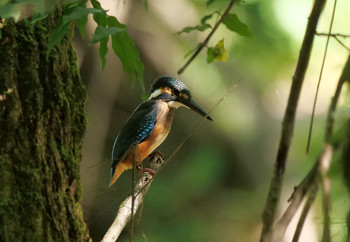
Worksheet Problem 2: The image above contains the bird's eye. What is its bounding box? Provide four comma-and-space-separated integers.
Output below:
179, 92, 189, 100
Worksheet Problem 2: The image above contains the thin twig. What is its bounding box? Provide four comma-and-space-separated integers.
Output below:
177, 0, 236, 75
260, 0, 326, 240
333, 36, 350, 51
324, 55, 350, 142
292, 183, 319, 242
316, 32, 350, 38
306, 0, 338, 154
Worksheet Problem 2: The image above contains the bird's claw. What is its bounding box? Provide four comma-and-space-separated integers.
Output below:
147, 150, 165, 160
136, 166, 156, 176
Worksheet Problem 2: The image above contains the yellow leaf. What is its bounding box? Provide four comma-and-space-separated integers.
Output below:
214, 39, 228, 62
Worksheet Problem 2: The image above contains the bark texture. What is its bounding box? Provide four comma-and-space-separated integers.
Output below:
0, 15, 89, 241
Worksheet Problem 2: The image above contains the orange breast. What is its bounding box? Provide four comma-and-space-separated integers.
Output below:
124, 102, 174, 167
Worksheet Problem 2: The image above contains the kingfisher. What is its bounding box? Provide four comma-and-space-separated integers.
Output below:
109, 76, 213, 186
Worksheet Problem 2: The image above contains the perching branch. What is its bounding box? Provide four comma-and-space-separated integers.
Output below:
260, 0, 326, 240
177, 0, 237, 75
101, 155, 165, 242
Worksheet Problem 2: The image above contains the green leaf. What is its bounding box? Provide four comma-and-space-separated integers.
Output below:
143, 0, 148, 11
62, 7, 105, 25
207, 47, 215, 63
108, 16, 144, 89
47, 2, 106, 57
222, 13, 253, 37
0, 0, 57, 21
98, 38, 108, 71
76, 17, 87, 38
213, 39, 228, 62
206, 39, 228, 63
206, 0, 215, 6
90, 25, 126, 44
47, 19, 70, 58
90, 25, 126, 70
177, 24, 211, 35
91, 0, 108, 26
201, 13, 215, 25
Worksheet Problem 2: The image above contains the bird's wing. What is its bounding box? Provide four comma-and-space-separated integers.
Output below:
111, 101, 158, 168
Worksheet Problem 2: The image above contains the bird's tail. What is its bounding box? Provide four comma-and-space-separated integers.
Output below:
109, 162, 129, 187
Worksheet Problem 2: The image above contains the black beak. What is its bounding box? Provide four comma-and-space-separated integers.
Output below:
181, 98, 213, 121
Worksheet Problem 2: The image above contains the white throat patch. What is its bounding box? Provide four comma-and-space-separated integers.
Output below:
168, 101, 188, 109
148, 89, 162, 100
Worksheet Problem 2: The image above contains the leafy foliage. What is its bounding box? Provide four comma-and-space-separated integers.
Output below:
0, 0, 145, 88
177, 13, 215, 35
90, 0, 144, 87
178, 3, 252, 64
222, 13, 253, 37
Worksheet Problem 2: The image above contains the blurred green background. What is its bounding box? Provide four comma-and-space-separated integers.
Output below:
79, 0, 350, 241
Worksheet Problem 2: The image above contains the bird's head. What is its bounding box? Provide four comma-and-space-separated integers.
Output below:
148, 76, 213, 121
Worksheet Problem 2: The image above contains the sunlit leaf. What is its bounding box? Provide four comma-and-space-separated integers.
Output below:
207, 39, 228, 63
214, 39, 228, 62
222, 13, 253, 37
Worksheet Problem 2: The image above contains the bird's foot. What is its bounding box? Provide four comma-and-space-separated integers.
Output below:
136, 166, 156, 176
147, 150, 165, 160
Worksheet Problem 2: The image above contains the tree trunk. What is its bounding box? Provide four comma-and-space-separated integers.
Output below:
0, 14, 90, 241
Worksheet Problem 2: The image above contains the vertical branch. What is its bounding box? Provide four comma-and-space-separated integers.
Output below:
260, 0, 327, 240
319, 144, 333, 242
325, 56, 350, 142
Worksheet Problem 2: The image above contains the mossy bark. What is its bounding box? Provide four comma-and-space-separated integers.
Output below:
0, 14, 90, 242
